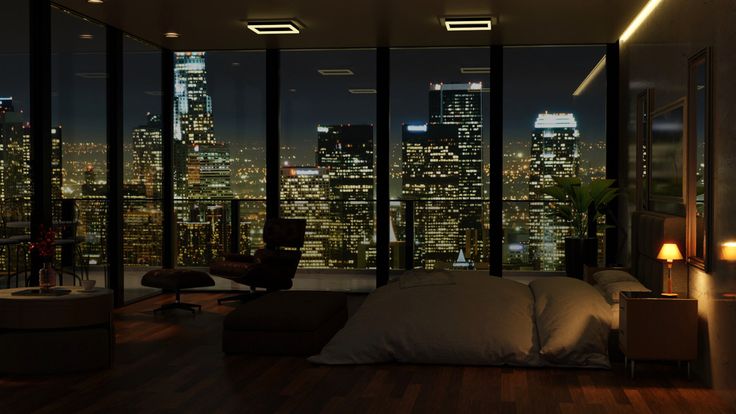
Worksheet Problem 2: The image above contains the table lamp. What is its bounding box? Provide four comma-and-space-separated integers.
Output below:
721, 241, 736, 262
657, 242, 683, 297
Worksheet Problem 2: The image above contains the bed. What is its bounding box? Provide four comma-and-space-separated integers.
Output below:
309, 273, 612, 368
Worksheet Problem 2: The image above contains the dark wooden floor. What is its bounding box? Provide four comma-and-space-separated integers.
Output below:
1, 293, 734, 414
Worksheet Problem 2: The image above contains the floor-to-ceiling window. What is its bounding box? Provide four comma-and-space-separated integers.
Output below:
0, 0, 30, 287
280, 49, 376, 278
51, 6, 108, 286
390, 48, 491, 271
173, 51, 266, 284
122, 35, 162, 301
502, 46, 607, 272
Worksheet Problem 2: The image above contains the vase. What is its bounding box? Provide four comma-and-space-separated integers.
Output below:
39, 262, 57, 292
564, 237, 598, 279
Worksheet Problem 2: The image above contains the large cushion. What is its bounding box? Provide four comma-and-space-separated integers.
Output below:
140, 268, 215, 290
592, 270, 638, 286
223, 291, 347, 356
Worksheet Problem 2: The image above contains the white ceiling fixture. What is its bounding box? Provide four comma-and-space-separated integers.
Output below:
460, 67, 490, 74
348, 88, 377, 94
164, 32, 181, 38
247, 20, 301, 35
87, 0, 104, 4
318, 69, 354, 76
442, 17, 493, 32
620, 0, 662, 42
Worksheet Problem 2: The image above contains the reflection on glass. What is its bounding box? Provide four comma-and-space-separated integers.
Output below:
694, 59, 707, 259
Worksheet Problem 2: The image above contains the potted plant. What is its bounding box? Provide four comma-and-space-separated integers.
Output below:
541, 177, 619, 279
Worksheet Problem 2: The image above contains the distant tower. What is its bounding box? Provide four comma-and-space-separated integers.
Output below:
316, 124, 374, 268
0, 97, 31, 218
528, 112, 580, 270
131, 113, 163, 198
280, 166, 331, 268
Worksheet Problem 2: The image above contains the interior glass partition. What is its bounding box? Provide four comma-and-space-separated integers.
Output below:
502, 46, 607, 272
51, 6, 108, 287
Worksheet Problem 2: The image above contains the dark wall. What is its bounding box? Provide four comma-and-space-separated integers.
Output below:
619, 0, 736, 402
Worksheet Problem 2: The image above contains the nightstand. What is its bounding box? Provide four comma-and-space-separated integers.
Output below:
619, 291, 697, 378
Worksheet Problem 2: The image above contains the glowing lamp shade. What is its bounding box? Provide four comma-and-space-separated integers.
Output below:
657, 243, 683, 262
721, 242, 736, 261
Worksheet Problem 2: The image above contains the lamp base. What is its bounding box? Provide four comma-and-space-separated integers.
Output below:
661, 292, 679, 298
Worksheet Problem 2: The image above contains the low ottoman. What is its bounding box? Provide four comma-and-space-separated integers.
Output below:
223, 291, 347, 356
141, 268, 215, 314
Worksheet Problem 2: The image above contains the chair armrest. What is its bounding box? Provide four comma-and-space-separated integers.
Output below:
225, 253, 257, 263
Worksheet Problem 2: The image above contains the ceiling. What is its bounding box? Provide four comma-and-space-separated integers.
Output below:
53, 0, 648, 50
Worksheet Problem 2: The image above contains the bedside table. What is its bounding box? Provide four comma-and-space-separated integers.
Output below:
619, 291, 697, 378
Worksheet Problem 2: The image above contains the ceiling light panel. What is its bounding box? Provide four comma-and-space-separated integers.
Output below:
318, 69, 354, 76
443, 17, 493, 32
247, 21, 301, 35
348, 89, 377, 94
460, 67, 490, 74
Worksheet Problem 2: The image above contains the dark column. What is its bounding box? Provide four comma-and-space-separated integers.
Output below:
29, 0, 52, 285
106, 27, 124, 306
265, 49, 280, 220
489, 45, 503, 277
376, 47, 390, 286
161, 49, 176, 268
606, 42, 621, 266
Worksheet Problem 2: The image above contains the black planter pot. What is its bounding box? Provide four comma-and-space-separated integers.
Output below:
564, 237, 598, 279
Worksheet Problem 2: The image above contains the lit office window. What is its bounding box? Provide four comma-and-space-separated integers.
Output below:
390, 48, 490, 271
280, 50, 376, 271
502, 46, 607, 272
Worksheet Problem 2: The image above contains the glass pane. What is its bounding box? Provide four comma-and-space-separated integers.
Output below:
502, 46, 607, 271
0, 0, 30, 284
694, 61, 706, 259
123, 35, 162, 302
51, 7, 108, 287
173, 51, 266, 268
390, 48, 490, 270
280, 50, 376, 271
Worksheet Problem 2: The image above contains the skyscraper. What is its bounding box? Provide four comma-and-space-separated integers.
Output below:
528, 112, 580, 270
280, 166, 331, 268
0, 97, 30, 217
402, 123, 463, 268
131, 113, 163, 199
316, 124, 374, 268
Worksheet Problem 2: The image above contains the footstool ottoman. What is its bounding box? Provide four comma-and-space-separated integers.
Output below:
141, 268, 215, 314
222, 291, 348, 356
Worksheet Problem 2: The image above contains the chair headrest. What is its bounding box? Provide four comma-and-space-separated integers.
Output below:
263, 218, 306, 248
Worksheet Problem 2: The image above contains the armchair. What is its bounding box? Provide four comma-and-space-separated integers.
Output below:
210, 218, 306, 304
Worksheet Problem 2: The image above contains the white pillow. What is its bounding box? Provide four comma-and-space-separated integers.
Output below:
602, 280, 651, 303
593, 270, 638, 286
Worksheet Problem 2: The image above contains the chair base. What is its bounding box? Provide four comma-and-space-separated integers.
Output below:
217, 290, 265, 305
152, 301, 202, 315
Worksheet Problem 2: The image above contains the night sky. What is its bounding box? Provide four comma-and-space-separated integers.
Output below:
1, 2, 607, 173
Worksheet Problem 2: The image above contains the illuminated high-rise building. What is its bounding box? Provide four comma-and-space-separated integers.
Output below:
280, 166, 331, 268
316, 124, 374, 268
401, 123, 462, 268
0, 97, 31, 217
131, 113, 163, 199
428, 82, 484, 263
50, 127, 62, 201
528, 112, 580, 270
186, 142, 233, 201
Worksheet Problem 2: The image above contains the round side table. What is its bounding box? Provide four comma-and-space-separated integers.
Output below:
0, 287, 114, 374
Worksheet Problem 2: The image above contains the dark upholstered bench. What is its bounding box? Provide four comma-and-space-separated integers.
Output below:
223, 291, 347, 356
141, 268, 215, 314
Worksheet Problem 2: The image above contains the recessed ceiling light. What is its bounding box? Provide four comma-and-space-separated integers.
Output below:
247, 20, 301, 35
79, 33, 94, 40
87, 0, 104, 4
318, 69, 354, 76
164, 32, 180, 38
442, 17, 493, 32
460, 67, 490, 74
348, 89, 377, 94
